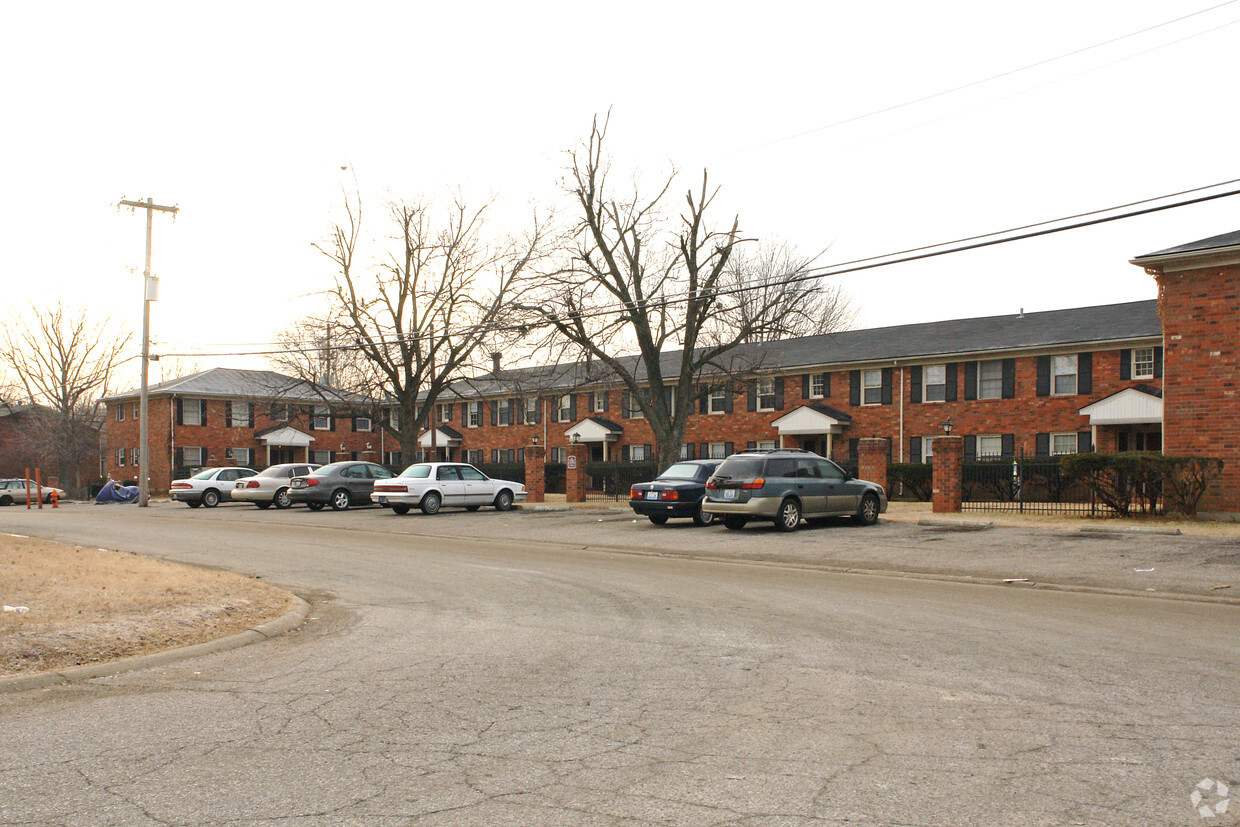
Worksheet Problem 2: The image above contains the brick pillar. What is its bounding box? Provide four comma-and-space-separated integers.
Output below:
857, 438, 889, 492
565, 444, 588, 504
524, 443, 546, 503
931, 436, 964, 513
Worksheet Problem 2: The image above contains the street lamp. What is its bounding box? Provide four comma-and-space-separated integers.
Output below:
570, 432, 580, 444
942, 417, 954, 435
531, 433, 539, 446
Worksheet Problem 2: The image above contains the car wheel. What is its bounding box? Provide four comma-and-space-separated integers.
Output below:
648, 514, 669, 525
775, 498, 801, 532
330, 489, 351, 511
202, 489, 220, 508
0, 496, 12, 506
465, 505, 481, 512
494, 490, 514, 511
392, 504, 411, 515
255, 501, 271, 510
723, 516, 748, 530
692, 502, 715, 527
186, 500, 201, 508
420, 491, 441, 515
307, 502, 325, 511
856, 492, 880, 526
274, 488, 292, 509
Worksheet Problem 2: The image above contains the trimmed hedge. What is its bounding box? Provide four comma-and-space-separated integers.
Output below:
1060, 452, 1224, 517
889, 463, 933, 501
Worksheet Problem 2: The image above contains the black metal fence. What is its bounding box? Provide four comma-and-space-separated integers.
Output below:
476, 463, 525, 485
961, 453, 1121, 515
584, 461, 660, 502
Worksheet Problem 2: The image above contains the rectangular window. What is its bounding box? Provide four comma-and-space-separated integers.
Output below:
116, 405, 125, 422
1052, 355, 1078, 395
132, 447, 140, 466
557, 395, 573, 423
591, 392, 606, 413
709, 388, 728, 414
1132, 347, 1155, 380
756, 440, 776, 450
922, 437, 936, 463
438, 403, 452, 423
976, 434, 1003, 459
924, 365, 947, 402
384, 451, 402, 468
117, 448, 126, 466
630, 444, 649, 462
228, 447, 251, 465
977, 360, 1003, 399
311, 449, 332, 465
312, 405, 331, 431
354, 416, 372, 432
182, 399, 203, 426
132, 402, 139, 420
494, 448, 515, 463
182, 446, 204, 467
862, 370, 882, 406
757, 379, 777, 411
497, 399, 514, 426
626, 391, 644, 419
1051, 432, 1078, 456
467, 401, 482, 428
231, 401, 253, 427
467, 449, 485, 465
388, 408, 401, 430
271, 403, 290, 422
709, 442, 729, 459
809, 374, 825, 399
548, 446, 562, 463
524, 397, 539, 422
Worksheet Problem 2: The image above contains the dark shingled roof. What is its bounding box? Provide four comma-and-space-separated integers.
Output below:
1134, 229, 1240, 260
103, 367, 359, 403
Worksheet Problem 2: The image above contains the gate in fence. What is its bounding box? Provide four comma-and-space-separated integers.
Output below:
961, 452, 1118, 516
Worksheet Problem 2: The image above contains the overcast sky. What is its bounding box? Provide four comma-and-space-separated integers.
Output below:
4, 1, 1238, 387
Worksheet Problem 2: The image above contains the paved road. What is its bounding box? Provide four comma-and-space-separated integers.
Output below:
1, 503, 1238, 825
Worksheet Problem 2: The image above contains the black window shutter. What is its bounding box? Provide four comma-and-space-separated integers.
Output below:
945, 362, 958, 402
663, 386, 673, 411
517, 448, 524, 463
1078, 431, 1093, 453
198, 400, 207, 426
910, 436, 922, 463
774, 378, 784, 411
724, 386, 734, 413
510, 398, 518, 424
849, 371, 860, 406
175, 447, 183, 468
176, 399, 183, 426
1001, 434, 1015, 457
1154, 346, 1164, 379
964, 362, 978, 401
517, 400, 525, 425
1078, 352, 1092, 395
746, 441, 756, 449
621, 393, 631, 418
644, 443, 652, 458
698, 386, 707, 415
1035, 433, 1050, 456
1119, 349, 1132, 380
460, 403, 467, 425
328, 412, 335, 431
351, 417, 359, 432
490, 401, 497, 427
963, 435, 976, 461
491, 449, 498, 463
570, 394, 578, 420
747, 380, 757, 412
823, 372, 832, 398
699, 442, 708, 459
848, 438, 859, 461
622, 445, 630, 462
801, 374, 810, 399
1001, 359, 1016, 399
1036, 356, 1051, 396
881, 368, 893, 405
910, 366, 923, 404
724, 442, 734, 456
225, 401, 233, 428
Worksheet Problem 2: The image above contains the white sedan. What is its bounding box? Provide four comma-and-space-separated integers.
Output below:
169, 467, 257, 508
232, 462, 320, 509
0, 478, 67, 505
372, 462, 527, 515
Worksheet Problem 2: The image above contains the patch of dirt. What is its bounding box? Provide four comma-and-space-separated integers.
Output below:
1, 536, 297, 677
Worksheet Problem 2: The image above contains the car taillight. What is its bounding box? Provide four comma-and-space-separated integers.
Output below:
246, 480, 260, 488
740, 478, 765, 490
305, 478, 319, 486
375, 484, 407, 493
630, 487, 641, 499
660, 491, 679, 501
170, 483, 192, 489
705, 480, 718, 489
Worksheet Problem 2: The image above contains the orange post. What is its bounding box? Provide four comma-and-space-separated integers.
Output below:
35, 468, 43, 510
24, 467, 31, 509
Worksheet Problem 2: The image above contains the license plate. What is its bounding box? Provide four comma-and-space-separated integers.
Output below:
377, 497, 387, 505
646, 491, 659, 500
292, 480, 304, 488
724, 489, 736, 499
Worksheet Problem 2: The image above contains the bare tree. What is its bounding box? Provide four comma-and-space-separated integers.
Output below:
0, 304, 132, 493
524, 115, 836, 469
717, 240, 854, 342
314, 192, 549, 464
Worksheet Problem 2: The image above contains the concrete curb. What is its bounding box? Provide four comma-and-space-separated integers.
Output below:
0, 595, 311, 694
917, 519, 994, 531
1080, 525, 1183, 536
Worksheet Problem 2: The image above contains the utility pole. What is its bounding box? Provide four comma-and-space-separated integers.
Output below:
119, 197, 178, 507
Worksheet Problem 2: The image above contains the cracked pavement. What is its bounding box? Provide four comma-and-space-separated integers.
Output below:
1, 503, 1237, 825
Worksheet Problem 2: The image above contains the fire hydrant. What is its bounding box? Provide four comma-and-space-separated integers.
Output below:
50, 489, 59, 508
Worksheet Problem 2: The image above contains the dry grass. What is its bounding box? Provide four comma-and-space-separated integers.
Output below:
0, 536, 296, 677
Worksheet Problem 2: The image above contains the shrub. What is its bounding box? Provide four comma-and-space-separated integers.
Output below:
1061, 453, 1223, 517
889, 463, 932, 501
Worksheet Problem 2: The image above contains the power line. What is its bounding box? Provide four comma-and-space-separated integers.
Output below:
154, 176, 1240, 361
723, 1, 1240, 157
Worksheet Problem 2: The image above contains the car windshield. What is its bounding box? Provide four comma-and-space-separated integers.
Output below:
256, 466, 287, 478
399, 464, 433, 479
314, 463, 346, 476
714, 457, 766, 479
659, 463, 704, 480
190, 469, 219, 480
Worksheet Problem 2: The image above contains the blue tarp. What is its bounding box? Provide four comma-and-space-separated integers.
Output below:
94, 480, 139, 504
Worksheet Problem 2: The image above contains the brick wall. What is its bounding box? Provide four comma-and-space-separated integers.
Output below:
1154, 263, 1240, 512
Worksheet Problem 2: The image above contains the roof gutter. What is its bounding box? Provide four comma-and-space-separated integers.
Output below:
1131, 243, 1240, 273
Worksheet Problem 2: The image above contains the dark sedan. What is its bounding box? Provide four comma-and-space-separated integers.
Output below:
629, 459, 723, 526
288, 461, 394, 511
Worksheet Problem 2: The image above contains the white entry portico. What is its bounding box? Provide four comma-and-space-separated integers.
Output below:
770, 403, 853, 456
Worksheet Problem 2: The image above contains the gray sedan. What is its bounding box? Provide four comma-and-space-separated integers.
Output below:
288, 461, 395, 511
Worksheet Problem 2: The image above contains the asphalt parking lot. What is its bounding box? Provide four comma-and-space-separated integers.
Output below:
71, 497, 1240, 605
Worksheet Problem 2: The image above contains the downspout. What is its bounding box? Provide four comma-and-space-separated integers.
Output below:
170, 394, 176, 480
897, 364, 904, 463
